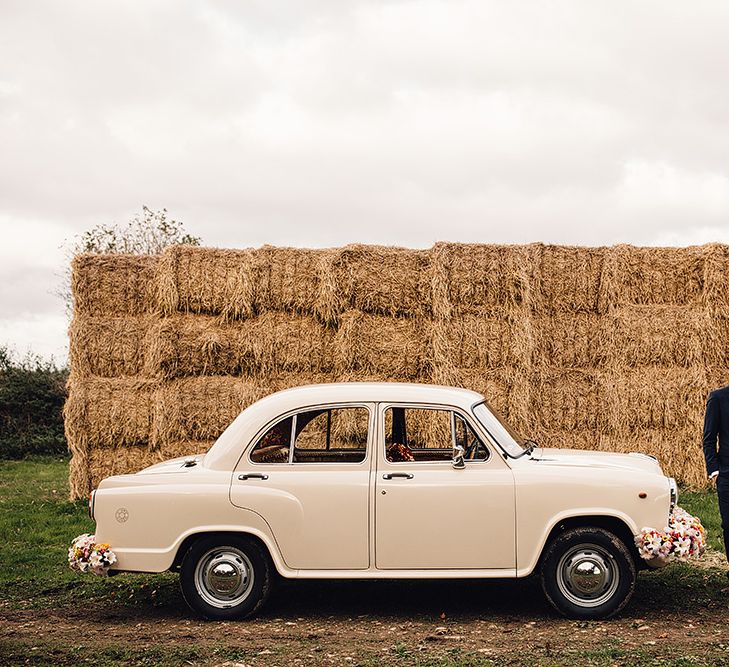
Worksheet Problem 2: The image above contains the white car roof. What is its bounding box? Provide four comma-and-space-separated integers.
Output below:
260, 382, 484, 408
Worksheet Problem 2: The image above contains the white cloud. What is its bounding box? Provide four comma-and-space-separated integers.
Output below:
2, 0, 729, 359
617, 160, 729, 218
0, 312, 68, 364
650, 227, 729, 247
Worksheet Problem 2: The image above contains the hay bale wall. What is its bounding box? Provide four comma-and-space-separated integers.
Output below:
66, 243, 729, 498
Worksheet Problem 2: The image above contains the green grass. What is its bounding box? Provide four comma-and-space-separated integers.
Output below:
3, 640, 729, 667
680, 488, 724, 553
0, 457, 177, 610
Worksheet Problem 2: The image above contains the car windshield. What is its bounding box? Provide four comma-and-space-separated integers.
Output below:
472, 400, 526, 458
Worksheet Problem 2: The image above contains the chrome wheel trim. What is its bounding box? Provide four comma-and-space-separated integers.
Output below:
556, 543, 619, 608
194, 547, 254, 609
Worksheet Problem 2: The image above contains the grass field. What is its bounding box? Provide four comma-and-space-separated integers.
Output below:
1, 458, 729, 666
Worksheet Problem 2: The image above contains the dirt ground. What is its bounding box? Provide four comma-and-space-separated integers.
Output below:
3, 573, 729, 666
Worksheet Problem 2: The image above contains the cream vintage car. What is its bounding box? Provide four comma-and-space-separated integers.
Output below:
91, 383, 676, 620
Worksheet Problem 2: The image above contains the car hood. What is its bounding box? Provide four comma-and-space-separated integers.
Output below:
530, 447, 664, 475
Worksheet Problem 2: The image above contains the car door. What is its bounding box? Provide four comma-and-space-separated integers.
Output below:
375, 403, 516, 570
231, 403, 373, 570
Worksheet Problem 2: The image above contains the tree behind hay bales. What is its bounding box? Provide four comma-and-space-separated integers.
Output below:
0, 347, 68, 458
75, 206, 200, 255
58, 206, 201, 314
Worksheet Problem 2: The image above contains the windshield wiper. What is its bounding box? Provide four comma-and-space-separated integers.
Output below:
523, 439, 539, 456
511, 439, 538, 458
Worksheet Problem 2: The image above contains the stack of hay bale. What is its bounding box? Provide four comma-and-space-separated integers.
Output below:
65, 243, 729, 499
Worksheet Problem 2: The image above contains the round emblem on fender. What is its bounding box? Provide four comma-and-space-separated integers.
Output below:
115, 507, 129, 523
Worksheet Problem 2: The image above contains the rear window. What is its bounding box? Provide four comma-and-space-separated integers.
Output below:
250, 407, 369, 464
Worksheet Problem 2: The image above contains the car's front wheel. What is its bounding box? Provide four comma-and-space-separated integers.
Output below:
180, 534, 272, 620
540, 527, 636, 619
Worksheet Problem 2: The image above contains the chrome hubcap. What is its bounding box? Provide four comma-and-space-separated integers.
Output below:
194, 547, 254, 608
556, 544, 619, 608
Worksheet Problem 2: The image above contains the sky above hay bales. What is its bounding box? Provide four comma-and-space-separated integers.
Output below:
1, 0, 729, 362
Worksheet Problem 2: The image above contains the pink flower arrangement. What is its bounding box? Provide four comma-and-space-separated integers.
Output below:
68, 533, 117, 576
634, 506, 706, 563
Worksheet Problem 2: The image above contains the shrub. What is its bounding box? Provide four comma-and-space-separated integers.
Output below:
0, 347, 68, 458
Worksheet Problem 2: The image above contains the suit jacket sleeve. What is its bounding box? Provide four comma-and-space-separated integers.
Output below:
703, 394, 720, 476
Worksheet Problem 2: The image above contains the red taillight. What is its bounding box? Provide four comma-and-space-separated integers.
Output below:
88, 491, 95, 519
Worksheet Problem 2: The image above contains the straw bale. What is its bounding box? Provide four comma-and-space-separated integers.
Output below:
428, 362, 464, 388
427, 321, 462, 388
72, 254, 158, 316
65, 377, 157, 449
598, 245, 704, 310
431, 311, 527, 370
430, 242, 452, 320
151, 377, 270, 446
455, 367, 533, 429
313, 251, 345, 326
608, 306, 722, 368
159, 440, 216, 460
67, 241, 729, 496
532, 307, 722, 368
603, 366, 708, 434
705, 366, 729, 393
601, 428, 707, 490
68, 433, 91, 501
146, 313, 335, 379
531, 313, 607, 368
331, 245, 432, 318
151, 373, 346, 448
429, 242, 532, 316
88, 445, 162, 490
529, 428, 600, 452
334, 310, 429, 380
533, 368, 606, 432
269, 372, 341, 390
702, 243, 729, 318
255, 245, 332, 316
535, 245, 606, 313
69, 315, 153, 377
156, 245, 256, 318
156, 245, 337, 322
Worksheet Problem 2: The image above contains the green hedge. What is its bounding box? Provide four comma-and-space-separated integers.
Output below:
0, 348, 68, 458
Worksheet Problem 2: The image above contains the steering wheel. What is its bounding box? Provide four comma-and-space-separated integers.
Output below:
464, 437, 481, 460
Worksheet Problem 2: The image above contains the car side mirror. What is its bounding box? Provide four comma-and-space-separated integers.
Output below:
452, 444, 465, 469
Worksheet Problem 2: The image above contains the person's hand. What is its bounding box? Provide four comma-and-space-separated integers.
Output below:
710, 472, 719, 487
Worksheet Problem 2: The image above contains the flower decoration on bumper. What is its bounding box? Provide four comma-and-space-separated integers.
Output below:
68, 533, 117, 576
634, 507, 706, 562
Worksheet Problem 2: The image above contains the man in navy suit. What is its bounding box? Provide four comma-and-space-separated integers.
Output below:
703, 386, 729, 574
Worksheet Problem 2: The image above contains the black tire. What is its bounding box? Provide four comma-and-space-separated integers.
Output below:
179, 534, 272, 620
540, 527, 636, 620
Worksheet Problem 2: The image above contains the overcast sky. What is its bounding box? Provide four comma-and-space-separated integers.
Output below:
2, 0, 729, 363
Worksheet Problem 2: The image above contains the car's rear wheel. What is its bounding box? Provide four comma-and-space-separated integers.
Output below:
180, 534, 272, 620
540, 527, 636, 619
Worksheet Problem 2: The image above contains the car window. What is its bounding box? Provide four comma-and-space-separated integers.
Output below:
249, 416, 293, 463
454, 413, 490, 461
294, 407, 368, 463
384, 407, 488, 463
250, 407, 369, 464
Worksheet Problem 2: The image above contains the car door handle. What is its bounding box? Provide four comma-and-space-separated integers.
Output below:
382, 473, 414, 480
238, 473, 269, 481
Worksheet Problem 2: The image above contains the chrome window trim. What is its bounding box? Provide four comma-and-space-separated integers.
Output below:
379, 402, 492, 465
244, 402, 373, 467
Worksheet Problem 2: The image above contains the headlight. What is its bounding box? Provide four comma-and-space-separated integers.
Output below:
668, 478, 678, 512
